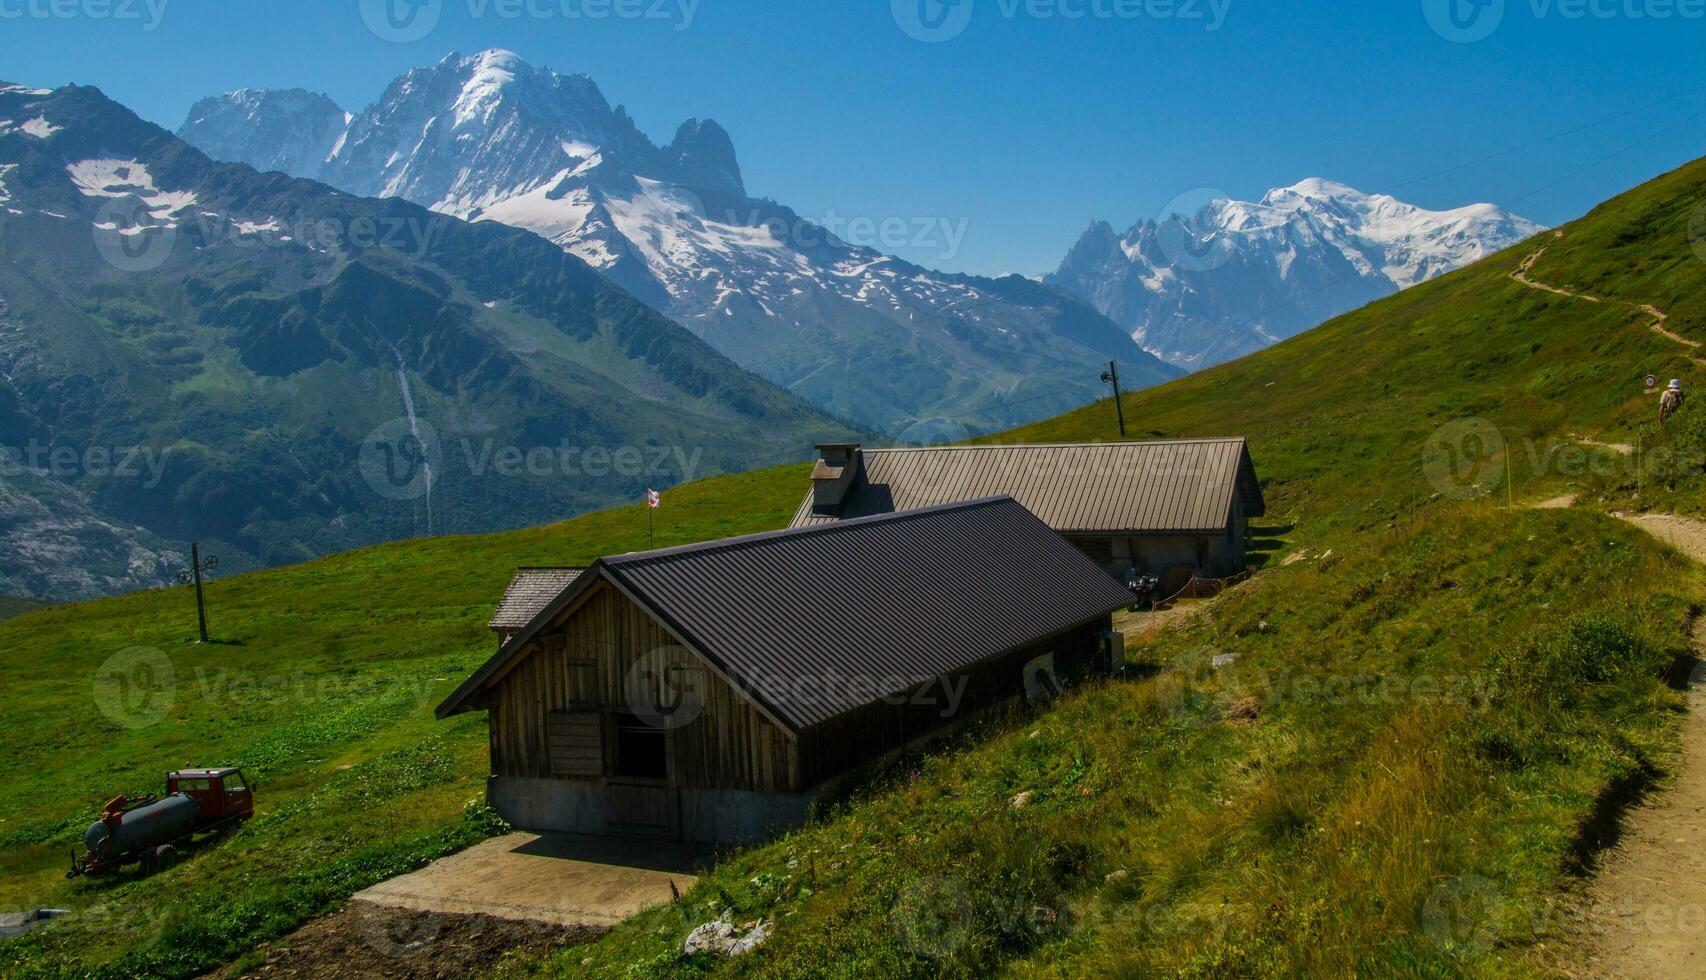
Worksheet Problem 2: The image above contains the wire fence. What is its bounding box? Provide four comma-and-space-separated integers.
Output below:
1153, 568, 1256, 608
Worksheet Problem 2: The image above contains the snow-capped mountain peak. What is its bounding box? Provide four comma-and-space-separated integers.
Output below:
178, 52, 1178, 440
1262, 176, 1364, 205
1047, 179, 1544, 369
451, 49, 527, 126
179, 87, 348, 179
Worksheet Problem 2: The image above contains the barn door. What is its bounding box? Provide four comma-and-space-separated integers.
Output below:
605, 713, 675, 836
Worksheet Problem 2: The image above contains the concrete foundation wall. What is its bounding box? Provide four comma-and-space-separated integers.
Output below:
489, 776, 814, 845
490, 776, 609, 836
677, 789, 813, 845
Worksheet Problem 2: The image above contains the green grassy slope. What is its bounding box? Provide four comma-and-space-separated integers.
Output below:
506, 159, 1706, 976
0, 596, 44, 620
0, 468, 810, 978
4, 154, 1706, 978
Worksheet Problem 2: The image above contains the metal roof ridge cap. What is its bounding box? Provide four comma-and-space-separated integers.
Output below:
867, 437, 1248, 453
510, 565, 587, 572
605, 496, 1021, 566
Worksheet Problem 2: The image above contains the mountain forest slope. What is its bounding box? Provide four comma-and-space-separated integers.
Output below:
7, 152, 1706, 978
0, 81, 855, 601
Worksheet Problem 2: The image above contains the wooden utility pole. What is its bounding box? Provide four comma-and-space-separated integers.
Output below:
177, 542, 218, 643
1101, 361, 1127, 438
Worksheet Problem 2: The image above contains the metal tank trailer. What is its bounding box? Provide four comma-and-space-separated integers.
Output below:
69, 768, 254, 877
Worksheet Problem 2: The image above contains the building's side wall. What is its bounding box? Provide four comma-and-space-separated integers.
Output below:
485, 581, 801, 795
795, 617, 1112, 787
1089, 534, 1208, 579
1078, 522, 1251, 581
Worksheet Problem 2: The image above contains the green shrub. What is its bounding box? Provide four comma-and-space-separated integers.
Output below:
1501, 614, 1659, 706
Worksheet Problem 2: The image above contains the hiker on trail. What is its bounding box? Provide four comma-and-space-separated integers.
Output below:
1661, 379, 1686, 423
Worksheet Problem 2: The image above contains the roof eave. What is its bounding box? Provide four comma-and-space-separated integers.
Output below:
436, 564, 608, 720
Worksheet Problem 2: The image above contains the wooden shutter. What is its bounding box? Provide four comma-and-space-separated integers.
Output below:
547, 711, 604, 777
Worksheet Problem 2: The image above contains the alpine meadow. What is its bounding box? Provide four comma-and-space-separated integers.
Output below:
5, 5, 1706, 980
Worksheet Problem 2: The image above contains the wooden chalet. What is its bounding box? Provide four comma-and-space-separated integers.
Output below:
438, 497, 1134, 844
793, 440, 1266, 580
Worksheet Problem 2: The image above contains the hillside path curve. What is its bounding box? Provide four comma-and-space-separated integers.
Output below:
1575, 513, 1706, 978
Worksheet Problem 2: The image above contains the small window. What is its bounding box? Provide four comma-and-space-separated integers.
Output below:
224, 772, 246, 794
175, 778, 211, 793
613, 713, 667, 780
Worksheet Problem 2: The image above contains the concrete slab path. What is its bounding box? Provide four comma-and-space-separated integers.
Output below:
353, 832, 709, 928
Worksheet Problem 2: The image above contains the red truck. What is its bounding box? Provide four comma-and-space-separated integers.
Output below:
68, 768, 254, 877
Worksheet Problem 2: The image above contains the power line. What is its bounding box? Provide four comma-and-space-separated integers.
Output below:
1379, 81, 1706, 197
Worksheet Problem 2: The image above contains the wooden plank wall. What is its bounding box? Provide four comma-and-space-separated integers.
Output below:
487, 581, 801, 793
795, 618, 1109, 786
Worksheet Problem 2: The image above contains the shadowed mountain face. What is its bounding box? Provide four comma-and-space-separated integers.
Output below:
1047, 179, 1544, 369
179, 50, 1182, 441
0, 81, 857, 600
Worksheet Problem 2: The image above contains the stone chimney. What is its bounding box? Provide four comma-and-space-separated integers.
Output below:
811, 442, 861, 513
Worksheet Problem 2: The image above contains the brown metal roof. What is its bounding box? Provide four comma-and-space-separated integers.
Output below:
789, 439, 1264, 534
488, 568, 585, 631
440, 498, 1134, 732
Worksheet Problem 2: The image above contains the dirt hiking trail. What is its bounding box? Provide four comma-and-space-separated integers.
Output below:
1574, 513, 1706, 978
1512, 232, 1706, 369
1513, 231, 1706, 974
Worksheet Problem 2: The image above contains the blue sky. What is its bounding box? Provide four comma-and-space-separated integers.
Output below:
6, 0, 1706, 276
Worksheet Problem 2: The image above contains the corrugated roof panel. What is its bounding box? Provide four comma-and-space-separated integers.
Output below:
790, 439, 1262, 533
606, 498, 1134, 732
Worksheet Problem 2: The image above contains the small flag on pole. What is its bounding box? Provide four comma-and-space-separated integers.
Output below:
645, 488, 659, 549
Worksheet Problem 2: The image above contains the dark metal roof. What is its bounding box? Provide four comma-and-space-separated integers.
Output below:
439, 498, 1134, 733
789, 439, 1264, 533
489, 568, 585, 631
